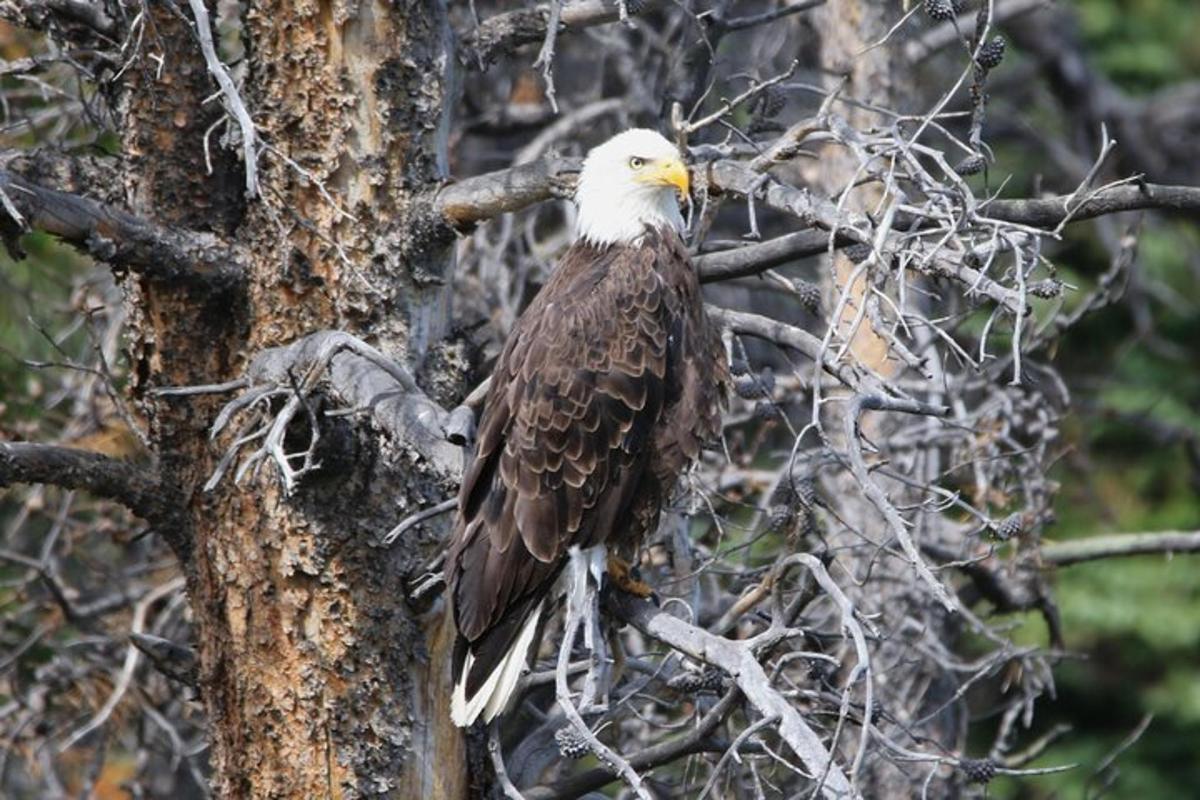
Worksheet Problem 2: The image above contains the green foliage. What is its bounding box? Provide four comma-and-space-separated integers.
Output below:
1077, 0, 1200, 91
979, 3, 1200, 795
0, 235, 96, 426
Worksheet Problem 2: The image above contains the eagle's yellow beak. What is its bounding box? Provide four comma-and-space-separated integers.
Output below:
638, 157, 690, 200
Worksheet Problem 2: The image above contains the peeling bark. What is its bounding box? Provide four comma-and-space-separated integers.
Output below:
116, 2, 469, 796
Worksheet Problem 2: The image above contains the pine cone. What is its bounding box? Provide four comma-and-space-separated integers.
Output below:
758, 367, 776, 395
960, 757, 998, 784
734, 375, 764, 400
993, 512, 1023, 540
554, 725, 591, 759
700, 667, 727, 692
669, 667, 726, 694
793, 476, 818, 509
768, 504, 796, 534
924, 0, 956, 21
955, 154, 987, 176
794, 279, 822, 313
668, 670, 706, 693
977, 36, 1006, 69
1028, 279, 1063, 299
844, 243, 872, 263
770, 480, 797, 508
760, 86, 786, 118
807, 657, 836, 684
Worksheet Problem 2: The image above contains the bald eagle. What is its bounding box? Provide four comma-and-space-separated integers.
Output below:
448, 129, 728, 727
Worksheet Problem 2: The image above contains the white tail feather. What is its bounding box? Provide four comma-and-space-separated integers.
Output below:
451, 600, 543, 727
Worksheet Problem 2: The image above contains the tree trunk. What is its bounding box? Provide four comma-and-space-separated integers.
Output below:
119, 3, 467, 797
810, 2, 965, 795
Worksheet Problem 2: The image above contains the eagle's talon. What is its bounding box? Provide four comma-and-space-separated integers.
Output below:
606, 554, 654, 598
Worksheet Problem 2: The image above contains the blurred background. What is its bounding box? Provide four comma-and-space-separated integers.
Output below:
2, 0, 1198, 797
988, 1, 1200, 795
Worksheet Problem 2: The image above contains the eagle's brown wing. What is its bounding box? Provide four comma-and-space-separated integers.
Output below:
448, 239, 672, 707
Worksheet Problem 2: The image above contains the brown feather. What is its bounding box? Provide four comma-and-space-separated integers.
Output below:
447, 227, 728, 710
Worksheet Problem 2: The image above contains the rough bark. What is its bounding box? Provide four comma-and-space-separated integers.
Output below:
116, 2, 468, 797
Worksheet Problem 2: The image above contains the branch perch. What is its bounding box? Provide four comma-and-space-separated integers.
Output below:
610, 590, 860, 799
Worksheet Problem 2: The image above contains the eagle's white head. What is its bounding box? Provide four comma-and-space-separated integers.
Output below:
575, 128, 689, 247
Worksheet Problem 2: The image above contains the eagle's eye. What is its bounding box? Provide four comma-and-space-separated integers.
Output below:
628, 156, 645, 170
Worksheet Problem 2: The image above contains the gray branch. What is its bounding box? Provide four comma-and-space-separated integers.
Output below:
1041, 530, 1200, 567
464, 0, 666, 67
696, 230, 845, 283
187, 0, 258, 198
609, 592, 859, 799
983, 183, 1200, 227
707, 305, 875, 393
204, 331, 463, 491
434, 156, 582, 232
843, 395, 956, 611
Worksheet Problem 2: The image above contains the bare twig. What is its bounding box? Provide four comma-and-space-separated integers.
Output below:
842, 395, 956, 611
556, 548, 649, 798
59, 577, 186, 752
186, 0, 258, 198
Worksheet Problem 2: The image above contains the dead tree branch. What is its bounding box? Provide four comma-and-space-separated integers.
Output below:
0, 442, 188, 558
610, 592, 860, 799
1041, 531, 1200, 567
0, 442, 179, 526
708, 305, 873, 393
463, 0, 667, 67
197, 331, 462, 491
696, 230, 846, 283
186, 0, 258, 198
843, 395, 955, 611
983, 183, 1200, 226
434, 156, 582, 232
0, 169, 246, 288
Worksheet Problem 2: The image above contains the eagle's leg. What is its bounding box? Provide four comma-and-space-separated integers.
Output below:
573, 546, 612, 714
606, 553, 653, 598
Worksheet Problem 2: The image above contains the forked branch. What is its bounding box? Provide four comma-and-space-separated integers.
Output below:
191, 331, 462, 493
